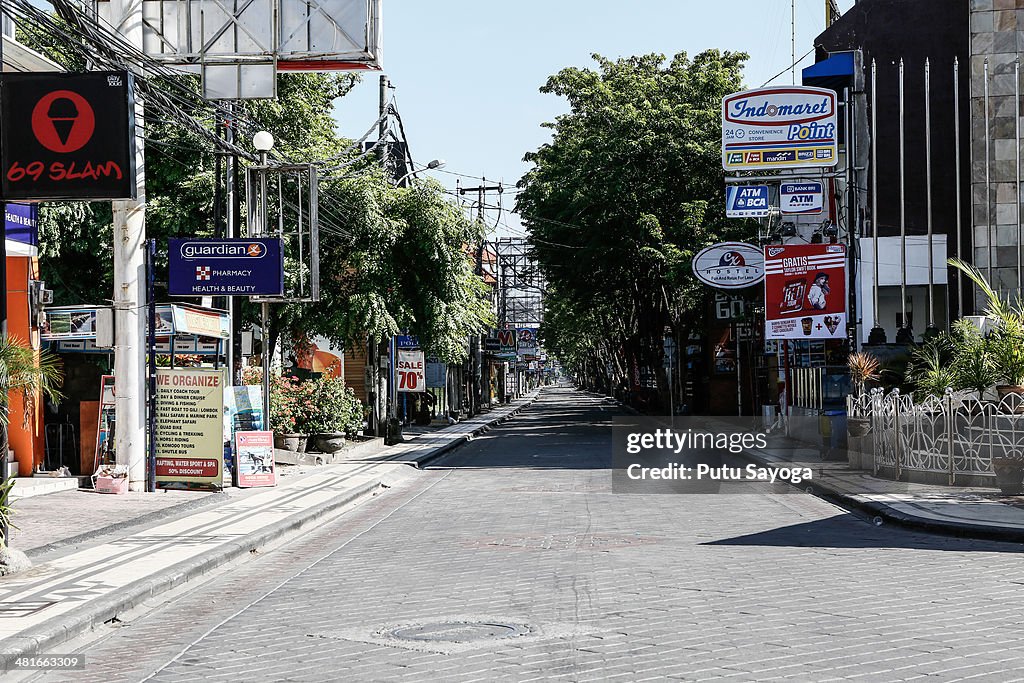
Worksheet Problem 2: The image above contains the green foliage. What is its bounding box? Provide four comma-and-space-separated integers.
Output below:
906, 319, 1000, 399
906, 336, 958, 401
0, 479, 16, 544
266, 373, 304, 434
274, 173, 493, 363
948, 319, 997, 394
261, 372, 363, 435
949, 259, 1024, 386
516, 50, 751, 384
0, 337, 63, 425
300, 376, 363, 435
847, 352, 881, 397
28, 58, 488, 362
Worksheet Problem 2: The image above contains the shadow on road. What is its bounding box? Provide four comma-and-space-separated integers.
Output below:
428, 387, 618, 470
703, 515, 1024, 553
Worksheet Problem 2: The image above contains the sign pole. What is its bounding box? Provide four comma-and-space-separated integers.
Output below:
261, 302, 270, 431
108, 0, 148, 491
146, 239, 156, 493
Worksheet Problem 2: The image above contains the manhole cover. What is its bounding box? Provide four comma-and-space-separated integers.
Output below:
385, 621, 531, 643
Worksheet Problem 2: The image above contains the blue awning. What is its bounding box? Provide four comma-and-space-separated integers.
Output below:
802, 52, 855, 81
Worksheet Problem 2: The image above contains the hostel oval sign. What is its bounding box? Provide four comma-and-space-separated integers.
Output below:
691, 242, 764, 290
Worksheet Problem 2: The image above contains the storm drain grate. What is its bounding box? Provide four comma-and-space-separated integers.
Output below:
385, 621, 531, 643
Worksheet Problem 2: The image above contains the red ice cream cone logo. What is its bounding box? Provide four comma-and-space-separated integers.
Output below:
31, 90, 96, 153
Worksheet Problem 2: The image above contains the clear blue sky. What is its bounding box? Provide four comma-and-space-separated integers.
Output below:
333, 0, 856, 234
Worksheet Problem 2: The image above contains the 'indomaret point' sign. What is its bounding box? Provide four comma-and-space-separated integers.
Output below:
722, 86, 838, 171
168, 238, 284, 296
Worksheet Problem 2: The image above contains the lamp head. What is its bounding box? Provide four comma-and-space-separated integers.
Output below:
253, 131, 275, 152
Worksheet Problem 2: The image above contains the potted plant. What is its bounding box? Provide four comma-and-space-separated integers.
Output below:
947, 318, 996, 402
847, 352, 880, 438
950, 258, 1024, 493
949, 259, 1024, 403
268, 374, 308, 453
304, 376, 362, 453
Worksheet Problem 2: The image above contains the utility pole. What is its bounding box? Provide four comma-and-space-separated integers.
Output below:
108, 0, 147, 490
224, 102, 238, 384
377, 74, 395, 440
459, 180, 502, 416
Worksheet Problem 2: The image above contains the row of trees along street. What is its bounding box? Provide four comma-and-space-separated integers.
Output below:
31, 66, 493, 366
517, 50, 756, 405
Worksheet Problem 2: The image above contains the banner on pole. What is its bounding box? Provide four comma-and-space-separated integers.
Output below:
764, 244, 847, 340
0, 71, 136, 200
397, 350, 426, 393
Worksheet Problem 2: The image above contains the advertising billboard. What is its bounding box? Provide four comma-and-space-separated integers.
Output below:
764, 244, 847, 340
0, 71, 136, 200
691, 242, 765, 290
516, 328, 538, 356
5, 203, 37, 256
722, 86, 838, 171
155, 368, 225, 486
497, 329, 517, 358
725, 185, 771, 218
780, 182, 824, 214
168, 238, 284, 296
235, 431, 276, 488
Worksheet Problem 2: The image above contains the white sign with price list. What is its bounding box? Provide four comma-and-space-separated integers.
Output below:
396, 349, 426, 393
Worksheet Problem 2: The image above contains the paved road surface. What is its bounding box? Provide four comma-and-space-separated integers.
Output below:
36, 387, 1024, 682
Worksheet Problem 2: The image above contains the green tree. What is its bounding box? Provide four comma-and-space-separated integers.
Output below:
516, 50, 750, 394
31, 66, 488, 364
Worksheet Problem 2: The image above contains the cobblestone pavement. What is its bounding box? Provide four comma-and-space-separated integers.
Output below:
34, 388, 1024, 682
10, 488, 226, 555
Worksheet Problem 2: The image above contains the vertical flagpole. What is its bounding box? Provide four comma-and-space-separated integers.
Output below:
925, 58, 935, 330
985, 58, 993, 285
954, 57, 963, 320
871, 59, 880, 331
899, 58, 908, 336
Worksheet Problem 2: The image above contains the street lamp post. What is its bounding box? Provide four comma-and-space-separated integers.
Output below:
254, 131, 275, 429
394, 159, 445, 187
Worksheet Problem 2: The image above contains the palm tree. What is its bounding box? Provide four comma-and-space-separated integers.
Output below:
0, 337, 63, 541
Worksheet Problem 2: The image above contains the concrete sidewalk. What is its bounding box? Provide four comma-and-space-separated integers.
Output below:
613, 398, 1024, 543
739, 436, 1024, 544
0, 392, 539, 670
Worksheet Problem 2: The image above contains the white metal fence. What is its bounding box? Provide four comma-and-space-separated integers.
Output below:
848, 389, 1024, 484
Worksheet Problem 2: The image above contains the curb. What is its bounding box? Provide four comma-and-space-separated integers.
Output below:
736, 448, 1024, 545
0, 478, 383, 671
414, 393, 541, 469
